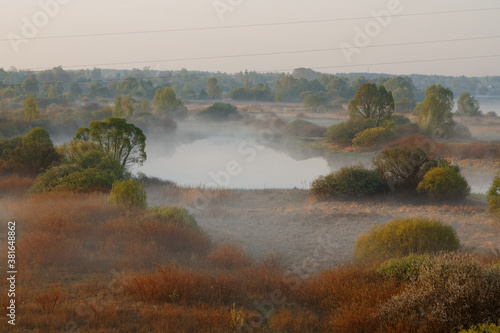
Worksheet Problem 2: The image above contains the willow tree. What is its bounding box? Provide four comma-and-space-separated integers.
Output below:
348, 83, 394, 126
416, 84, 454, 137
75, 117, 146, 167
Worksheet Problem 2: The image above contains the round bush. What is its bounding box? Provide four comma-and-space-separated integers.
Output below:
377, 254, 432, 282
352, 127, 396, 150
143, 206, 198, 228
487, 172, 500, 218
197, 103, 239, 121
379, 253, 500, 333
109, 179, 147, 208
325, 117, 375, 145
353, 217, 460, 261
283, 119, 326, 137
417, 165, 470, 200
311, 166, 387, 198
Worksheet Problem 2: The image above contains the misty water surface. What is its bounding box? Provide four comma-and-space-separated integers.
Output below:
138, 136, 331, 189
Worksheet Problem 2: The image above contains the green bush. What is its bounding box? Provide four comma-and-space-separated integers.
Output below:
325, 117, 375, 145
460, 321, 500, 333
197, 103, 240, 121
31, 164, 81, 192
143, 206, 198, 228
31, 151, 125, 193
379, 253, 500, 333
56, 168, 117, 192
283, 119, 326, 137
353, 217, 460, 261
487, 172, 500, 218
109, 179, 147, 208
373, 146, 437, 192
377, 254, 432, 282
1, 127, 59, 174
311, 166, 387, 198
352, 127, 396, 150
417, 165, 470, 200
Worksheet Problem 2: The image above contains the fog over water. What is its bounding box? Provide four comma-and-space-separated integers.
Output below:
138, 135, 330, 189
136, 119, 494, 192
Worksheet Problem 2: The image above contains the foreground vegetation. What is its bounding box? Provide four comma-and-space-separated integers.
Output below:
1, 66, 500, 331
0, 174, 499, 332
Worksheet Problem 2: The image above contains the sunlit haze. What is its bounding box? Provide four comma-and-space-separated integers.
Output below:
2, 0, 500, 76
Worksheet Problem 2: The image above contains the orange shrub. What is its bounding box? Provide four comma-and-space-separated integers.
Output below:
0, 174, 34, 194
208, 243, 252, 270
295, 263, 404, 332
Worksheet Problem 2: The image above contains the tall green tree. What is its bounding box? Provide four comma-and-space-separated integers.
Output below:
456, 92, 481, 116
114, 96, 123, 117
3, 127, 59, 174
75, 117, 146, 167
69, 82, 82, 100
304, 94, 329, 112
416, 84, 455, 136
24, 95, 40, 120
122, 95, 134, 116
383, 76, 417, 112
348, 83, 394, 126
22, 74, 39, 95
206, 77, 222, 99
152, 87, 186, 118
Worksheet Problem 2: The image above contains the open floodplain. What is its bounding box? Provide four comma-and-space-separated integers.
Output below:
1, 101, 500, 332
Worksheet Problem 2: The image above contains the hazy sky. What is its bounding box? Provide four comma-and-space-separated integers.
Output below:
1, 0, 500, 76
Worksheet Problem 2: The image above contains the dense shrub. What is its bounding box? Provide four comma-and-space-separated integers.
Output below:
1, 127, 59, 174
283, 119, 326, 137
56, 168, 117, 192
377, 254, 432, 282
487, 172, 500, 218
207, 243, 252, 270
143, 206, 198, 228
197, 103, 240, 121
417, 164, 470, 200
296, 263, 403, 333
378, 253, 500, 333
353, 217, 460, 261
325, 117, 375, 145
460, 321, 500, 333
31, 152, 125, 193
352, 127, 396, 150
311, 166, 387, 198
109, 179, 147, 208
373, 146, 437, 192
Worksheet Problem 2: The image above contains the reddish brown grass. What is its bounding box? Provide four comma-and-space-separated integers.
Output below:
34, 286, 67, 312
387, 134, 500, 161
208, 243, 252, 270
294, 263, 406, 332
0, 174, 34, 194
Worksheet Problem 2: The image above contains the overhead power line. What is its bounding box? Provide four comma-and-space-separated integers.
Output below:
0, 7, 499, 42
18, 35, 500, 71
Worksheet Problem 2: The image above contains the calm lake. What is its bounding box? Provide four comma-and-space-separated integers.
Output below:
137, 136, 330, 189
136, 121, 495, 193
